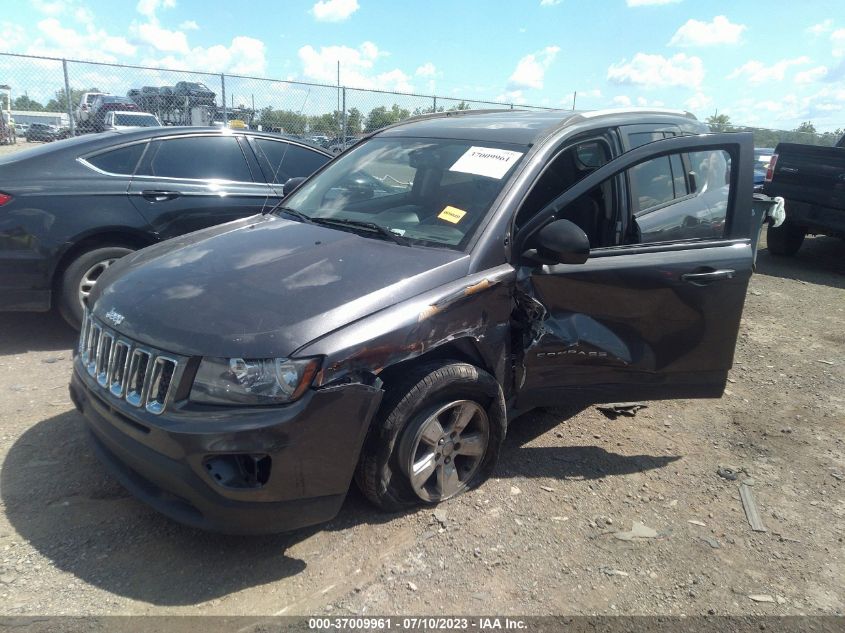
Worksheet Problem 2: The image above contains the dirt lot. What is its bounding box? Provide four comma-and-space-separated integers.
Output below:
0, 162, 842, 616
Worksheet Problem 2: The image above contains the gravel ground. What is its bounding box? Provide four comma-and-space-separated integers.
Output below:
0, 170, 842, 616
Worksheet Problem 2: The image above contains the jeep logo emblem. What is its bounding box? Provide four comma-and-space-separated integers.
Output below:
104, 308, 125, 326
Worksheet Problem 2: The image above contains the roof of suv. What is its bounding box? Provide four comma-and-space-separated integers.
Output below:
378, 107, 700, 145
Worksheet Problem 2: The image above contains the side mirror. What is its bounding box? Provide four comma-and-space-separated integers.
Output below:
527, 219, 590, 265
282, 176, 306, 196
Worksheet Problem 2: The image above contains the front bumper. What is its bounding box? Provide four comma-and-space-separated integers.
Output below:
70, 364, 382, 534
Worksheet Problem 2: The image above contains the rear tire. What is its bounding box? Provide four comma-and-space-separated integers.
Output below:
766, 220, 805, 256
355, 361, 506, 512
57, 245, 134, 329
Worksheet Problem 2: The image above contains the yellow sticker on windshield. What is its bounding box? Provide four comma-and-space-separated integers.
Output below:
438, 205, 467, 224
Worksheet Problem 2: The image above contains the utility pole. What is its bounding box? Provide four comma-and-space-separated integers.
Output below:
572, 91, 577, 111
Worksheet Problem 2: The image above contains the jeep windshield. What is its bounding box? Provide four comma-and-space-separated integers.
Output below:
280, 137, 526, 250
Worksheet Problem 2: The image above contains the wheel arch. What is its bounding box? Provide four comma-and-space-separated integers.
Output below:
50, 228, 157, 288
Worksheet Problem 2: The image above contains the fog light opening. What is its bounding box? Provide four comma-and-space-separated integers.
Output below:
204, 454, 272, 489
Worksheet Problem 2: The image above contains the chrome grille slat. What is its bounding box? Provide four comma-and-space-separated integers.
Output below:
126, 349, 152, 407
96, 332, 114, 387
77, 309, 181, 415
108, 340, 131, 397
86, 324, 101, 376
146, 356, 177, 414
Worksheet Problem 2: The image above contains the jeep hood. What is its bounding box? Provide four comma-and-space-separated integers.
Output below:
91, 214, 468, 358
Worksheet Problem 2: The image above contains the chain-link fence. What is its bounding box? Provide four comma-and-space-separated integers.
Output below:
0, 52, 554, 150
1, 52, 841, 151
714, 124, 844, 149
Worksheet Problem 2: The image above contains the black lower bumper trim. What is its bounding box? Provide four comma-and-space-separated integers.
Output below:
71, 371, 375, 535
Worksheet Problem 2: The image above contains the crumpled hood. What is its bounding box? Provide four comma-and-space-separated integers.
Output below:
91, 214, 468, 357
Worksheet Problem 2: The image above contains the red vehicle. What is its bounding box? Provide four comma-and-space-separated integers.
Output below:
88, 96, 140, 131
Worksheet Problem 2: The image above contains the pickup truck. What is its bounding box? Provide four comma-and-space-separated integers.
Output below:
763, 134, 845, 255
70, 108, 758, 534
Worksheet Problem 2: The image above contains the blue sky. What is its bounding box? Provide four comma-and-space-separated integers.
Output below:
4, 0, 845, 131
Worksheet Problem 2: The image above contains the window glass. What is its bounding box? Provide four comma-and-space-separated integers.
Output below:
139, 136, 253, 181
113, 113, 159, 127
670, 154, 688, 198
628, 131, 664, 149
630, 149, 730, 243
516, 139, 610, 232
283, 137, 524, 250
86, 143, 146, 175
689, 150, 731, 235
253, 139, 330, 183
630, 156, 676, 213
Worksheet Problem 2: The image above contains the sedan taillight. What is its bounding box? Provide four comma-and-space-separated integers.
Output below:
0, 192, 12, 206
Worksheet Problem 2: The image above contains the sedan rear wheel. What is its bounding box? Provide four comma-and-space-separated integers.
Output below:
58, 245, 134, 329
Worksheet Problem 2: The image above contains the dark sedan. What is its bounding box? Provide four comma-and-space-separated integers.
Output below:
25, 123, 63, 142
0, 127, 332, 327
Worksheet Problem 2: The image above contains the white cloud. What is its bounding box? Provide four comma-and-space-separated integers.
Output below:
794, 65, 828, 84
146, 36, 267, 76
669, 15, 746, 47
74, 7, 94, 25
507, 46, 560, 90
607, 52, 704, 88
626, 0, 681, 6
612, 95, 632, 106
685, 92, 713, 112
727, 56, 810, 85
311, 0, 359, 22
833, 29, 845, 57
179, 20, 199, 30
137, 22, 190, 54
415, 62, 436, 77
540, 0, 562, 6
136, 0, 175, 18
31, 0, 66, 15
29, 17, 137, 62
297, 41, 413, 91
0, 21, 27, 50
807, 19, 833, 36
495, 89, 525, 104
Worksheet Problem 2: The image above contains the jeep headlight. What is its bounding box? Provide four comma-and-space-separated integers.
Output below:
190, 357, 321, 405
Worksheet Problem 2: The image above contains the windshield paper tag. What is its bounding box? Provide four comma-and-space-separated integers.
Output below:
438, 205, 467, 224
449, 146, 523, 179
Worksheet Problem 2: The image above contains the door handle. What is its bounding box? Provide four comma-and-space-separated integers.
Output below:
780, 166, 798, 174
141, 190, 181, 202
681, 269, 735, 285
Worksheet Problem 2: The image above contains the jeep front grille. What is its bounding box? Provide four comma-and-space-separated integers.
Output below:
78, 310, 180, 415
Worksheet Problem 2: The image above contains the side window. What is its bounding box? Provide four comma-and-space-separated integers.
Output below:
630, 149, 731, 244
253, 139, 329, 184
85, 143, 146, 175
137, 136, 253, 182
515, 138, 611, 238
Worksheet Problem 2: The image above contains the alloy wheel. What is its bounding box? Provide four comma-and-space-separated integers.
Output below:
401, 399, 490, 502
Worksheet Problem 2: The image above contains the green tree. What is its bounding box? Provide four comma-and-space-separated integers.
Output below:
364, 104, 411, 132
345, 107, 363, 134
258, 107, 308, 135
12, 94, 44, 111
308, 112, 339, 135
45, 87, 99, 112
706, 112, 732, 132
412, 105, 444, 116
448, 101, 471, 111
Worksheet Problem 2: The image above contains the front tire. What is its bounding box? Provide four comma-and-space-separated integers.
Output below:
767, 220, 805, 256
58, 245, 134, 329
355, 361, 506, 512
